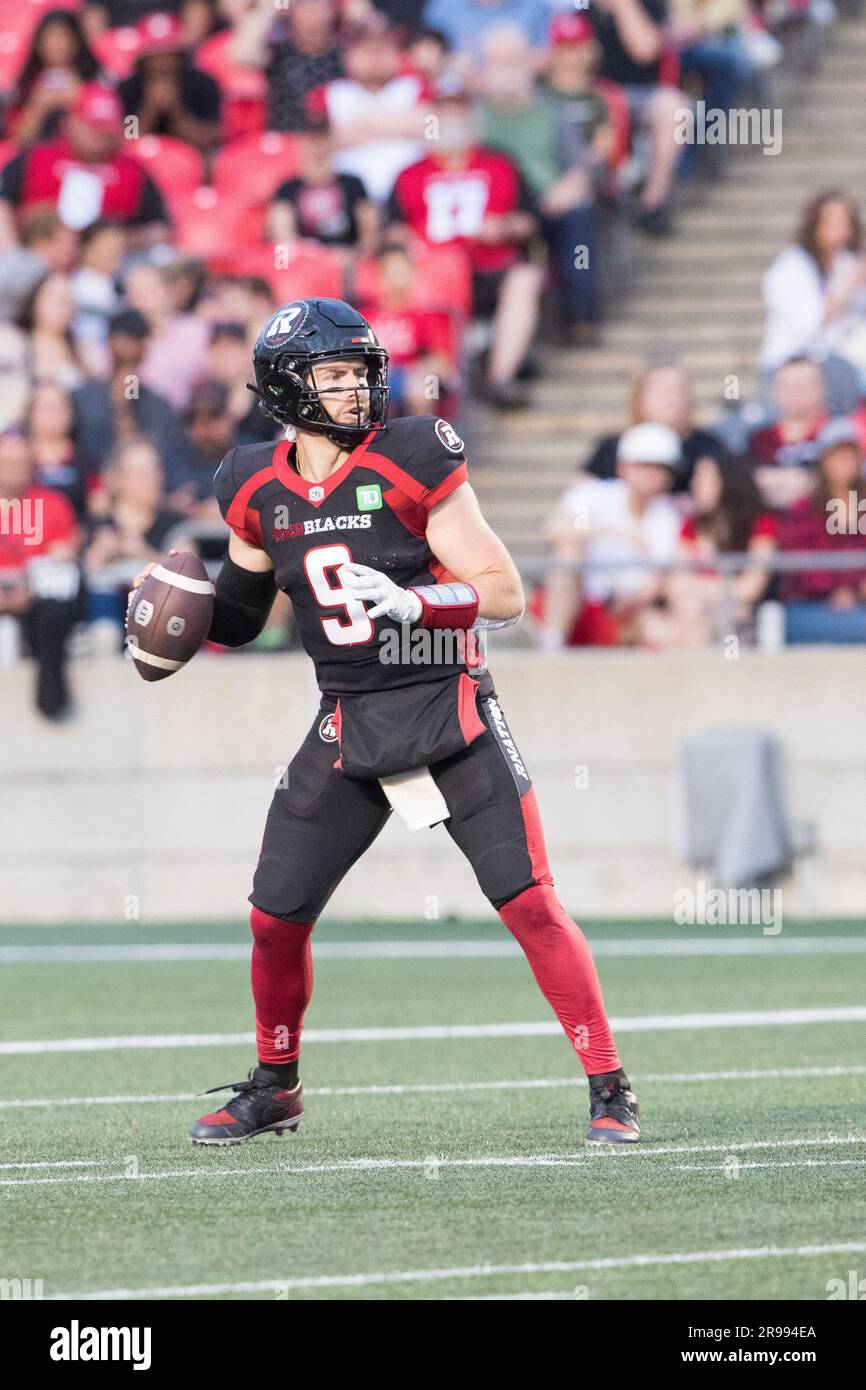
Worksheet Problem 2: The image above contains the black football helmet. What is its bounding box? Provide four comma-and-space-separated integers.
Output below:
249, 298, 389, 445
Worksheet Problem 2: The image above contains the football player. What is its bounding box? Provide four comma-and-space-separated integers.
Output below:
134, 298, 639, 1147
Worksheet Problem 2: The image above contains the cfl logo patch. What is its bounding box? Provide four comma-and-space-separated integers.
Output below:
319, 714, 338, 743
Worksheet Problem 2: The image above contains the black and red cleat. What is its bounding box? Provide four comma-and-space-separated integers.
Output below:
585, 1071, 640, 1145
189, 1067, 304, 1146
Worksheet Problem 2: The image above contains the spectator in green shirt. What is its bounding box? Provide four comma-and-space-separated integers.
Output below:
476, 23, 608, 343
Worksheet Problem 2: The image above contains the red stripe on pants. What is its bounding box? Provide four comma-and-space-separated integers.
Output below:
250, 907, 315, 1062
498, 883, 621, 1075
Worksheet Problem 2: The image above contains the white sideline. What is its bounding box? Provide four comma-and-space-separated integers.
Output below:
3, 1135, 864, 1189
3, 1005, 866, 1054
47, 1242, 866, 1300
1, 1063, 864, 1111
3, 937, 866, 964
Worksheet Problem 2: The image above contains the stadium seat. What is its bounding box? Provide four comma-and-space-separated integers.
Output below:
91, 26, 142, 80
196, 32, 267, 142
211, 131, 300, 205
594, 78, 631, 171
206, 242, 345, 301
168, 185, 267, 259
0, 140, 17, 173
354, 241, 472, 318
128, 136, 205, 198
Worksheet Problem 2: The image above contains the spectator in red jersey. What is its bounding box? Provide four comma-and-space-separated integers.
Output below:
358, 243, 456, 417
777, 418, 866, 644
16, 271, 85, 391
267, 122, 379, 261
386, 76, 542, 408
0, 209, 77, 323
118, 12, 222, 154
590, 0, 684, 236
644, 453, 776, 646
9, 7, 100, 147
747, 356, 828, 511
231, 0, 344, 133
27, 382, 88, 521
307, 19, 430, 206
0, 426, 81, 718
0, 84, 170, 251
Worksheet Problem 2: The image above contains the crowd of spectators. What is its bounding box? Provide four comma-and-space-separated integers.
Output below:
537, 320, 866, 653
0, 0, 856, 717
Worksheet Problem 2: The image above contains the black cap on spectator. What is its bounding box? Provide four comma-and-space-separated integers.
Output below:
108, 308, 150, 339
209, 321, 247, 344
186, 379, 230, 418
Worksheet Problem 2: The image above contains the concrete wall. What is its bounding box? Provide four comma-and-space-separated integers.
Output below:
2, 647, 865, 923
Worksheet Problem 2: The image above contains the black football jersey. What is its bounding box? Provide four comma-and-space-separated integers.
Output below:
213, 414, 471, 694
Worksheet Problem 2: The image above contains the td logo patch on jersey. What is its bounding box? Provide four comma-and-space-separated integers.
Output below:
435, 418, 464, 454
356, 483, 382, 511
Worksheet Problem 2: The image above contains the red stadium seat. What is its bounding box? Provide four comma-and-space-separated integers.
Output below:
205, 242, 344, 301
129, 135, 205, 198
211, 131, 300, 205
0, 30, 27, 93
594, 78, 631, 171
168, 185, 275, 260
355, 241, 471, 318
0, 139, 17, 172
91, 26, 142, 80
196, 32, 267, 141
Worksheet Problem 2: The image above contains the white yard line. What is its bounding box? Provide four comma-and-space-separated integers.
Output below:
48, 1242, 866, 1301
2, 1135, 863, 1189
3, 1005, 865, 1055
675, 1158, 866, 1172
1, 1063, 864, 1111
0, 1160, 103, 1171
2, 937, 865, 964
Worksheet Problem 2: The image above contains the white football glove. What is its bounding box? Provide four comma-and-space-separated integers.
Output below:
339, 561, 422, 624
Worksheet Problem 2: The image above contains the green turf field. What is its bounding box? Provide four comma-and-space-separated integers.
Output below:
1, 919, 865, 1301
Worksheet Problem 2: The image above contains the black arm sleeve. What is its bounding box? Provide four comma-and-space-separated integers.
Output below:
208, 555, 277, 648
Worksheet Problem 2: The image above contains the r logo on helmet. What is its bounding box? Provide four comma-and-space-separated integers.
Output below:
266, 304, 307, 342
435, 418, 464, 454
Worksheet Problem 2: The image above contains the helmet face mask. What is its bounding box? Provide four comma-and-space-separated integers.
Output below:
250, 299, 390, 446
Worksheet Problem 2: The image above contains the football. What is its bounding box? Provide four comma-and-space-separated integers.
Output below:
125, 552, 215, 683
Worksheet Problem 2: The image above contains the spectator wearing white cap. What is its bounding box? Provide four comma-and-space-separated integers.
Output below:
583, 362, 728, 493
535, 422, 682, 648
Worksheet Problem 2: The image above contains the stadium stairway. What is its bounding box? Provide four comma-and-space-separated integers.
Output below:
470, 12, 866, 570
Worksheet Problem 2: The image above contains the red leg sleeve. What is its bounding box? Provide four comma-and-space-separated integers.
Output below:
498, 883, 622, 1076
250, 907, 315, 1063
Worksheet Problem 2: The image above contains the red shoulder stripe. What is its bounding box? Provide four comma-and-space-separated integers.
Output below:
226, 464, 275, 547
